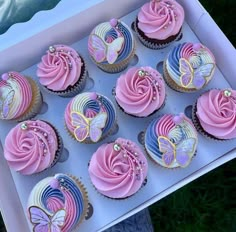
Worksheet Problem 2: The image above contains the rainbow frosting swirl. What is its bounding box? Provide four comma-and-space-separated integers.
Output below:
88, 18, 134, 65
27, 174, 88, 232
115, 66, 166, 117
89, 138, 148, 198
65, 92, 116, 143
4, 120, 59, 175
165, 42, 216, 91
0, 71, 33, 120
145, 113, 198, 168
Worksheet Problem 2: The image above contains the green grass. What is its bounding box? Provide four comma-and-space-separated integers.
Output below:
149, 160, 236, 232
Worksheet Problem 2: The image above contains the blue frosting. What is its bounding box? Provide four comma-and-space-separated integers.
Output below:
41, 174, 84, 231
99, 95, 116, 135
167, 43, 187, 77
83, 100, 100, 115
101, 22, 133, 64
83, 94, 116, 136
145, 119, 162, 159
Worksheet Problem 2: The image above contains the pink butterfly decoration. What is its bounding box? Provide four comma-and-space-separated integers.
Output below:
0, 90, 15, 118
29, 206, 66, 232
90, 34, 124, 64
71, 112, 107, 143
158, 136, 196, 167
179, 58, 215, 89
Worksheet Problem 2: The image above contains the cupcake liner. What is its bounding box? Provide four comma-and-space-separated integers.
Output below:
91, 44, 136, 74
16, 77, 43, 122
89, 177, 148, 201
134, 19, 182, 50
114, 96, 166, 118
49, 125, 64, 168
41, 57, 88, 97
67, 174, 89, 226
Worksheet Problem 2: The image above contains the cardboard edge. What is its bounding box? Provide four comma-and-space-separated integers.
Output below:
0, 140, 29, 232
98, 147, 236, 231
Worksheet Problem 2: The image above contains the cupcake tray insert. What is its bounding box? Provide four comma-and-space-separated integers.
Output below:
0, 1, 236, 232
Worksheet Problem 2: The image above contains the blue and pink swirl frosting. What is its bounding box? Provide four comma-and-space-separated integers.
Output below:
145, 113, 198, 168
27, 174, 88, 232
88, 19, 134, 64
65, 92, 116, 142
165, 42, 215, 90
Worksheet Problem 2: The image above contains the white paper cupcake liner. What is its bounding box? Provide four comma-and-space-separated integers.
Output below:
134, 19, 183, 50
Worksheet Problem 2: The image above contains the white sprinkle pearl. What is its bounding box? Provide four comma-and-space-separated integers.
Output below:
21, 123, 28, 130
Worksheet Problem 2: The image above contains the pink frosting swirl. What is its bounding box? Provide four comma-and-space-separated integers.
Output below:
115, 67, 166, 117
4, 120, 58, 175
196, 89, 236, 139
37, 45, 83, 91
89, 138, 148, 198
156, 114, 175, 136
0, 71, 32, 120
138, 0, 184, 40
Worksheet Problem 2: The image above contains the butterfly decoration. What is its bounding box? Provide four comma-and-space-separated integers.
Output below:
71, 111, 107, 143
29, 206, 66, 232
0, 90, 15, 118
90, 34, 124, 64
179, 58, 215, 89
158, 136, 196, 167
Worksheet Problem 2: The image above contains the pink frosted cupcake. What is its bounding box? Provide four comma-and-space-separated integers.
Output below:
193, 89, 236, 140
88, 138, 148, 199
37, 44, 87, 97
4, 120, 62, 175
0, 71, 42, 121
134, 0, 185, 49
115, 66, 166, 117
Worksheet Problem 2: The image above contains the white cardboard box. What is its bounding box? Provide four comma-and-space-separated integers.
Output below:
0, 1, 235, 231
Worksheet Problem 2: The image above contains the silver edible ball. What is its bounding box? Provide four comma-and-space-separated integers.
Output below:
49, 46, 56, 53
224, 90, 232, 97
113, 143, 121, 151
138, 70, 146, 77
21, 123, 28, 130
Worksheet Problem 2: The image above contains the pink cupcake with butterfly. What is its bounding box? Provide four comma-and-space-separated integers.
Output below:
163, 42, 216, 92
64, 92, 117, 143
144, 113, 198, 168
88, 18, 135, 73
0, 71, 42, 121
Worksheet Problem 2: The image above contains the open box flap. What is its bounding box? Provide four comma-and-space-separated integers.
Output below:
0, 0, 146, 74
